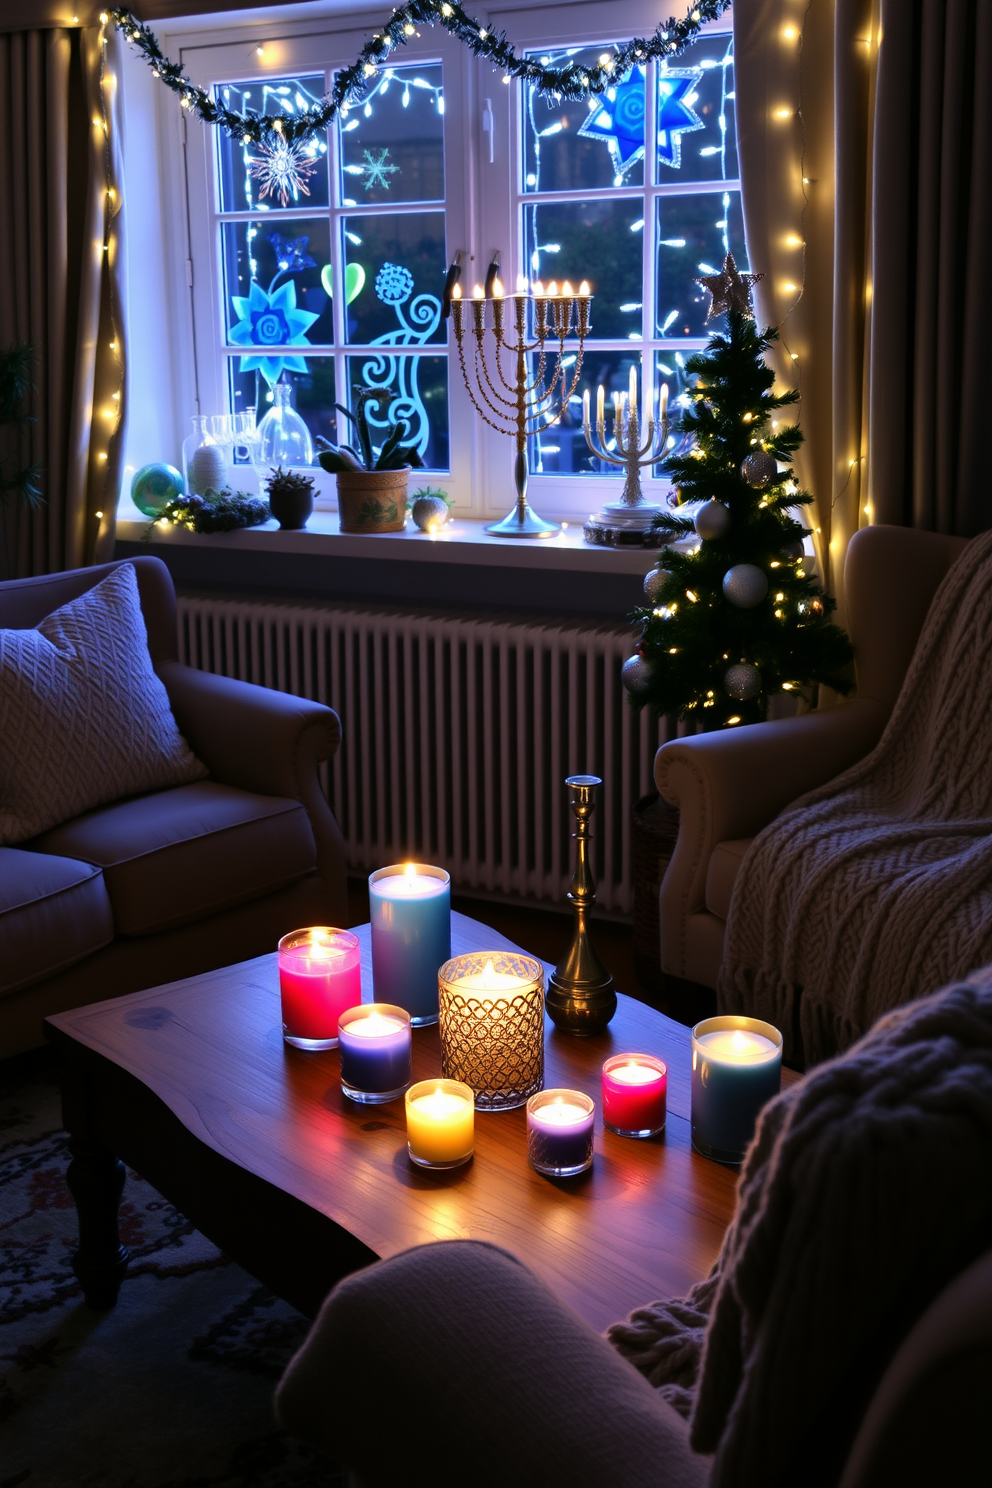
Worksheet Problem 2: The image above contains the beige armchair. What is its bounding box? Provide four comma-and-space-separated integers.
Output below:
655, 526, 968, 990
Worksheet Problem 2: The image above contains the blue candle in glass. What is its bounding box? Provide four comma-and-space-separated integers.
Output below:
526, 1089, 595, 1177
369, 864, 451, 1026
337, 1003, 412, 1104
690, 1016, 783, 1164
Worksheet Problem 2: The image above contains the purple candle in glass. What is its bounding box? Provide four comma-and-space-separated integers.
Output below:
337, 1003, 412, 1104
526, 1089, 595, 1177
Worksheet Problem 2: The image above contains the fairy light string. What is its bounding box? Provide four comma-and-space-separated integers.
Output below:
104, 1, 731, 144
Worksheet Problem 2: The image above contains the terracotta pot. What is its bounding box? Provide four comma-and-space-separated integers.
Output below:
335, 467, 410, 533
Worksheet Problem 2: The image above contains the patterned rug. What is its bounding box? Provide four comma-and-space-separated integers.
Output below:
0, 1049, 342, 1488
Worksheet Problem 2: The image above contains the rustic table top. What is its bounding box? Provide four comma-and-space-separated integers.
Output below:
46, 911, 797, 1331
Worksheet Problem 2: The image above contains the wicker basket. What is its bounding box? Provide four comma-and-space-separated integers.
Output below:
630, 790, 680, 995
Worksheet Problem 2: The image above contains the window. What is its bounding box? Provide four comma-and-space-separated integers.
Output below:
153, 2, 738, 524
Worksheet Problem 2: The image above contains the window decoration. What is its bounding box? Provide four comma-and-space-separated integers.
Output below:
655, 71, 706, 168
104, 1, 731, 144
229, 279, 320, 389
247, 137, 319, 208
359, 149, 400, 192
356, 265, 443, 460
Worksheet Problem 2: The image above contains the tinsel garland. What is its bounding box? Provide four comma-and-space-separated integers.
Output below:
106, 0, 731, 145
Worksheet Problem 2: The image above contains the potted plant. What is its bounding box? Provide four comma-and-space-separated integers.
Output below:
317, 386, 423, 534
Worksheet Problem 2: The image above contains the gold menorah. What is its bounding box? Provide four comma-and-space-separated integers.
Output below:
450, 274, 591, 538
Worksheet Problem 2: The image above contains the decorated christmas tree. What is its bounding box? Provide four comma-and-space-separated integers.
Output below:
625, 256, 853, 728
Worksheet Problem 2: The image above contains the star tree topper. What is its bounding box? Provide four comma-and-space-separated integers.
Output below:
696, 252, 765, 319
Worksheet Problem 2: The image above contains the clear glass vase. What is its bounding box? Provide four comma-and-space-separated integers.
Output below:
257, 381, 314, 468
182, 415, 228, 496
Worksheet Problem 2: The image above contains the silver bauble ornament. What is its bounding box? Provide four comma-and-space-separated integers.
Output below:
724, 662, 762, 701
411, 494, 450, 532
722, 564, 769, 608
189, 443, 227, 496
622, 654, 653, 695
643, 568, 670, 602
741, 450, 778, 487
694, 498, 731, 540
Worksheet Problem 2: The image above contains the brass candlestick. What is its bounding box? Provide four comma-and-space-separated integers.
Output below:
450, 273, 591, 538
546, 775, 617, 1036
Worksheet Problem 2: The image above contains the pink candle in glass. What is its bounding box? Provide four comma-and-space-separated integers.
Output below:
278, 927, 362, 1051
602, 1053, 668, 1137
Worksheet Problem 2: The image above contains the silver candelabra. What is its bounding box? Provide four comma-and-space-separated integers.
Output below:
583, 369, 671, 547
450, 274, 591, 538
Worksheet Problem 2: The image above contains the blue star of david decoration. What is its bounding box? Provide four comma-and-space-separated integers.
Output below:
657, 68, 705, 170
577, 68, 648, 178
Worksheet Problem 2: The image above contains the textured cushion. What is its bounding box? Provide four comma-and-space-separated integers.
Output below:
0, 847, 113, 995
705, 837, 754, 921
31, 781, 317, 936
0, 562, 206, 845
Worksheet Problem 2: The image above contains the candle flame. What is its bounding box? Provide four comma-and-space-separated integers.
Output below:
482, 958, 497, 989
533, 279, 544, 295
547, 280, 558, 297
451, 282, 462, 300
491, 277, 504, 298
561, 280, 574, 297
730, 1030, 752, 1053
578, 280, 590, 296
473, 283, 484, 299
516, 273, 528, 293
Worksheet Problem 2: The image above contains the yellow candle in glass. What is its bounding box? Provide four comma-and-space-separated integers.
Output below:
405, 1079, 475, 1168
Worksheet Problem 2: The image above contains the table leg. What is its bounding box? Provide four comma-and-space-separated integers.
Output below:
66, 1134, 130, 1309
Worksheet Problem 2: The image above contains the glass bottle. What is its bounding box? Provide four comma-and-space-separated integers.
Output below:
182, 414, 227, 496
257, 380, 314, 468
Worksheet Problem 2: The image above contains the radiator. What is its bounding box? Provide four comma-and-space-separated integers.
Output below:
177, 595, 667, 914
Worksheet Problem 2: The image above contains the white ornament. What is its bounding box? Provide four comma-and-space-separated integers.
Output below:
643, 568, 670, 602
724, 662, 761, 701
722, 564, 769, 608
622, 654, 652, 695
694, 499, 730, 540
189, 444, 227, 496
411, 494, 450, 532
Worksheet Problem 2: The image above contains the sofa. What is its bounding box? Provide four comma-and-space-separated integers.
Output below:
653, 525, 969, 990
0, 556, 348, 1058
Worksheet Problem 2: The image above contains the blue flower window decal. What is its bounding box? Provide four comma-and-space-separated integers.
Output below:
376, 262, 416, 305
229, 279, 320, 389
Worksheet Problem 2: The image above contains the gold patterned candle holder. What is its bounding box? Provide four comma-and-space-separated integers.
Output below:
438, 951, 546, 1111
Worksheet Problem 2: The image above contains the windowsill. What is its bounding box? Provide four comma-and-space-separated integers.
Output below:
115, 510, 662, 576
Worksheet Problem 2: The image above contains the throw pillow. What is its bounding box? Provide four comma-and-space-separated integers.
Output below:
0, 563, 207, 844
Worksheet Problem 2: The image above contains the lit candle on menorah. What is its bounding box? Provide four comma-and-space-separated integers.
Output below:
450, 273, 591, 538
582, 368, 670, 548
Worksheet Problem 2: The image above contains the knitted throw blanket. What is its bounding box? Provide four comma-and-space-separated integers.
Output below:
719, 528, 992, 1066
607, 975, 992, 1488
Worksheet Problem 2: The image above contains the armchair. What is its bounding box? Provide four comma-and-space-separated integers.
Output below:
654, 526, 968, 989
0, 556, 348, 1057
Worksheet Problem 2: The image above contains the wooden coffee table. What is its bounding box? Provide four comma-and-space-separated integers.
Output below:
45, 912, 795, 1331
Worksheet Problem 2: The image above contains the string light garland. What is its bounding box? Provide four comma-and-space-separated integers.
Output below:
105, 0, 731, 145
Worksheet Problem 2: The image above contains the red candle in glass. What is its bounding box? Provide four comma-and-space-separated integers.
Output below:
602, 1053, 668, 1137
278, 927, 362, 1051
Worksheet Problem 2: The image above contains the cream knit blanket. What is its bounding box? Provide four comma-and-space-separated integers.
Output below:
718, 527, 992, 1066
607, 974, 992, 1488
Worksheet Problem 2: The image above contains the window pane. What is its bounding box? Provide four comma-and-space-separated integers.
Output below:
339, 63, 444, 205
228, 358, 338, 453
655, 190, 748, 338
343, 212, 446, 346
344, 353, 449, 472
524, 199, 643, 339
223, 219, 333, 373
527, 349, 645, 476
215, 76, 330, 212
523, 50, 645, 191
657, 36, 737, 184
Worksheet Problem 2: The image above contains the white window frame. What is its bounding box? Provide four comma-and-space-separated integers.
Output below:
147, 0, 735, 528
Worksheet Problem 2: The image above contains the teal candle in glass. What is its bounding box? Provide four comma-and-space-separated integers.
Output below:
690, 1016, 783, 1164
369, 864, 451, 1026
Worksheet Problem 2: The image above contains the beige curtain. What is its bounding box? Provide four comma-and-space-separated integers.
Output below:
0, 24, 125, 579
735, 0, 992, 615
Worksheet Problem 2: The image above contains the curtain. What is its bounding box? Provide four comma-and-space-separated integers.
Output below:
0, 25, 125, 579
735, 0, 992, 614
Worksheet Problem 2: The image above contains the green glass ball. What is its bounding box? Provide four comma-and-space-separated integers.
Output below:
131, 462, 184, 516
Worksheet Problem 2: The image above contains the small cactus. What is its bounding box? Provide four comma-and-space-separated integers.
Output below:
265, 465, 315, 530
